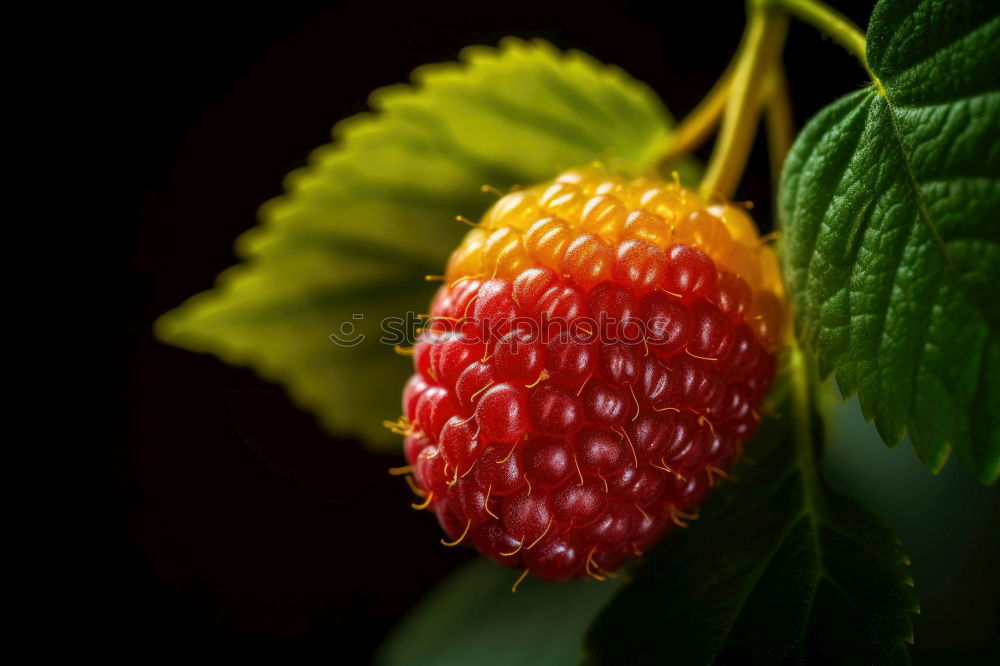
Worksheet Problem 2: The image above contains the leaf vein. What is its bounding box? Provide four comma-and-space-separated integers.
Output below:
874, 82, 961, 288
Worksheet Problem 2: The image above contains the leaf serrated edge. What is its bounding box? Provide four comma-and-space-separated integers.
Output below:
780, 8, 1000, 482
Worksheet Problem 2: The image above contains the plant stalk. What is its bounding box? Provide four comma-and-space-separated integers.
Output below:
789, 338, 826, 517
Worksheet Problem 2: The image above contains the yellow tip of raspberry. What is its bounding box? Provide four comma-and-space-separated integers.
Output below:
444, 165, 786, 350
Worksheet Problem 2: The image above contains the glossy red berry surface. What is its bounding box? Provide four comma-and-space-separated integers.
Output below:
396, 166, 785, 582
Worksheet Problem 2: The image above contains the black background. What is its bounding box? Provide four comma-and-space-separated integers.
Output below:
102, 0, 995, 661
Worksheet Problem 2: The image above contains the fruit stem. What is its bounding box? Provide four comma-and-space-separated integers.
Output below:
699, 7, 788, 200
763, 62, 793, 192
759, 0, 868, 69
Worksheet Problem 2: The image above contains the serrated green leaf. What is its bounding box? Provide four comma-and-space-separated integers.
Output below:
584, 349, 918, 664
155, 38, 676, 450
780, 0, 1000, 483
377, 558, 622, 666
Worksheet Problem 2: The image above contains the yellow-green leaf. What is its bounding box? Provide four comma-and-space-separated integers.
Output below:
155, 38, 676, 450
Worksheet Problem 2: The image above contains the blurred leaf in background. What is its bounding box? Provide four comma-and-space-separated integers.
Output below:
154, 38, 680, 451
824, 392, 1000, 657
377, 559, 622, 666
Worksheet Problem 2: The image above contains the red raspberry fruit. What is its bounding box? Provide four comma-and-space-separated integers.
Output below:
394, 166, 785, 583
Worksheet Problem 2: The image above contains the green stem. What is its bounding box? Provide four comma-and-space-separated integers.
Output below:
699, 7, 789, 200
788, 340, 823, 513
759, 0, 868, 68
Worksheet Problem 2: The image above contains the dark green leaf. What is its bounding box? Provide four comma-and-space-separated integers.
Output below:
584, 352, 917, 664
377, 558, 623, 666
155, 38, 677, 451
780, 0, 1000, 482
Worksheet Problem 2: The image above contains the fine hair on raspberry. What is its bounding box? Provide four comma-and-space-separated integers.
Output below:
393, 165, 784, 583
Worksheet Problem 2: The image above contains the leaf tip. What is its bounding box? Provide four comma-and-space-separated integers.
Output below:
152, 307, 186, 347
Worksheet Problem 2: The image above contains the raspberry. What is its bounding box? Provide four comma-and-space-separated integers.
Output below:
394, 165, 785, 583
